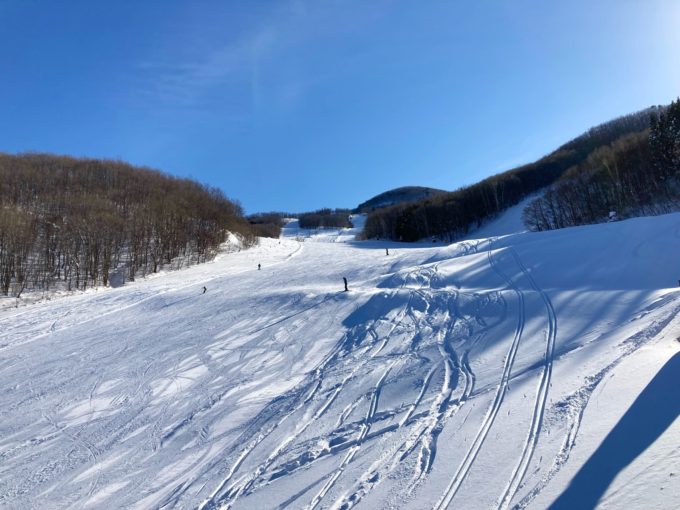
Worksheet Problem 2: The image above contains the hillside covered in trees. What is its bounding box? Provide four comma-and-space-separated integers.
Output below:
361, 107, 660, 241
355, 186, 445, 213
247, 209, 353, 232
298, 208, 352, 229
0, 154, 256, 298
524, 99, 680, 231
246, 212, 286, 239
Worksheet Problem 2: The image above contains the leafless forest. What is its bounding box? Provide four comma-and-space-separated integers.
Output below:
524, 99, 680, 230
362, 107, 664, 241
0, 154, 256, 297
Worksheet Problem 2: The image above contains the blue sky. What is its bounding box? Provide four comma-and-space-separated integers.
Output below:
1, 1, 679, 213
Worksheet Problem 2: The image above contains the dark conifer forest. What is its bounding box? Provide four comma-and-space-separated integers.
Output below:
0, 154, 256, 297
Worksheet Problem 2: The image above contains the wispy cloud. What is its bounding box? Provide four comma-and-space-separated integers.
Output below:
135, 27, 277, 112
132, 3, 304, 117
131, 0, 393, 117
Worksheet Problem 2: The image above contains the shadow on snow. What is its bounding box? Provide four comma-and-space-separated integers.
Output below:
549, 351, 680, 510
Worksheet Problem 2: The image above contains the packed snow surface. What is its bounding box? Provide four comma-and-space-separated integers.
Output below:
1, 213, 679, 509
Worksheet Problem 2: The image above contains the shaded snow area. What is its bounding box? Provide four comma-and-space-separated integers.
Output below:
1, 212, 679, 510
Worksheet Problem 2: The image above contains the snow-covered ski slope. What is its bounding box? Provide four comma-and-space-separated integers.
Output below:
280, 214, 366, 243
1, 212, 679, 510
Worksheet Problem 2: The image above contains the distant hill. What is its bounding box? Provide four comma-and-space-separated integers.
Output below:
356, 186, 446, 212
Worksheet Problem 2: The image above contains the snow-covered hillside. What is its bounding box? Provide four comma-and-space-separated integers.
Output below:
1, 212, 679, 509
465, 195, 535, 240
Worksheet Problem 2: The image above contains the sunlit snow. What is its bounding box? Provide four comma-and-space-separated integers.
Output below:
1, 212, 679, 509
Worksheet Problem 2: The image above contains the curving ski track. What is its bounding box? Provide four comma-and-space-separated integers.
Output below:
496, 248, 557, 510
433, 241, 527, 510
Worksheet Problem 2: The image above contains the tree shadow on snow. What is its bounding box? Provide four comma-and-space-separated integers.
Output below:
549, 351, 680, 510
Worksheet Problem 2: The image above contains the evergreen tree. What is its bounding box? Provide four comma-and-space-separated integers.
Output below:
650, 99, 680, 178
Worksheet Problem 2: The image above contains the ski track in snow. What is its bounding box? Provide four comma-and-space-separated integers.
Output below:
495, 247, 557, 510
201, 266, 437, 510
433, 240, 527, 510
2, 214, 680, 510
